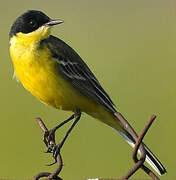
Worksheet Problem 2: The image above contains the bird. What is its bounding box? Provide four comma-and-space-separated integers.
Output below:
9, 10, 166, 176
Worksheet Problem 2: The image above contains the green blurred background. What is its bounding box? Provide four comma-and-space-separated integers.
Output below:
0, 0, 175, 179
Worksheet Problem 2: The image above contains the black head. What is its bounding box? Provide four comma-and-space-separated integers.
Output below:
9, 10, 62, 38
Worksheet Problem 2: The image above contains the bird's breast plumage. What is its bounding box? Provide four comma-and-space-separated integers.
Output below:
9, 35, 80, 111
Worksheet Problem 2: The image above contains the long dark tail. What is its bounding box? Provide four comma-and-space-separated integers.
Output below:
117, 130, 167, 175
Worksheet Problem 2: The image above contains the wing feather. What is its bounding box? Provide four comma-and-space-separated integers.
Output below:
41, 35, 116, 113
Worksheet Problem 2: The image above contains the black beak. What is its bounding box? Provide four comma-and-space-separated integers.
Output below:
45, 19, 64, 26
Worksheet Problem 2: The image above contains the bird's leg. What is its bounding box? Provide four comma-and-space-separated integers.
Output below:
44, 114, 75, 153
50, 112, 81, 165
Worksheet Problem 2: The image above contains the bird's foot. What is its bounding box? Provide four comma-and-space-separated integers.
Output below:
45, 143, 62, 166
43, 128, 60, 166
43, 114, 75, 153
43, 128, 56, 153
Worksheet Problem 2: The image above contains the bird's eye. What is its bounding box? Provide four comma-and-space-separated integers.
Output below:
29, 20, 38, 28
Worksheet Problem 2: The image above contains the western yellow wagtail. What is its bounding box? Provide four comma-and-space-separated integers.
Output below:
9, 10, 166, 175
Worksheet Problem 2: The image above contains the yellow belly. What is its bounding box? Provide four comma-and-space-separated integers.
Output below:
9, 39, 98, 112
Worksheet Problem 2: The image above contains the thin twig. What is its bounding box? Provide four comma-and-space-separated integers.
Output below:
133, 115, 156, 162
35, 117, 48, 133
114, 112, 160, 180
133, 115, 159, 180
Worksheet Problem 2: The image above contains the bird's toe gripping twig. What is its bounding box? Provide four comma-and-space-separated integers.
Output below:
34, 114, 80, 180
34, 118, 63, 180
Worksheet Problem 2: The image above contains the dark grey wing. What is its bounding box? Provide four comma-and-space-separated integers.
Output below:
41, 35, 116, 113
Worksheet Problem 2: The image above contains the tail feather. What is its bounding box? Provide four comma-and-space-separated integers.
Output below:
144, 144, 167, 175
117, 130, 166, 175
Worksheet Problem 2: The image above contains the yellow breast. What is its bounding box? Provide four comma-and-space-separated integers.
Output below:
9, 33, 100, 114
9, 33, 77, 111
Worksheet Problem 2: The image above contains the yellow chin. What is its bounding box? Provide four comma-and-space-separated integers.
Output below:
15, 26, 51, 44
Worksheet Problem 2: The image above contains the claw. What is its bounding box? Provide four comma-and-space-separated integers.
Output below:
46, 159, 57, 166
52, 145, 61, 161
45, 145, 60, 166
43, 128, 57, 154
